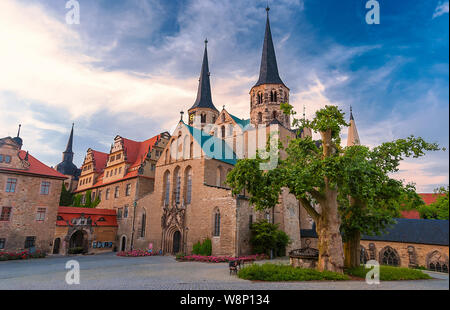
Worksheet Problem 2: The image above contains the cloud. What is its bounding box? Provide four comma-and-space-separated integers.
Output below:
433, 1, 449, 18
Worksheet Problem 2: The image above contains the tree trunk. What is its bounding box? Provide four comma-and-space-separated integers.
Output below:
344, 230, 361, 268
315, 129, 345, 274
316, 191, 345, 273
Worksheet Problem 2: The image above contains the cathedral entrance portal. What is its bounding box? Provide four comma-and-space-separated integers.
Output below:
173, 231, 181, 254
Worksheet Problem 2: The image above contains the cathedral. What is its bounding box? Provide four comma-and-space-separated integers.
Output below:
70, 7, 309, 256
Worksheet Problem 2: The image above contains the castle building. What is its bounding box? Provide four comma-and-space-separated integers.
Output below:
0, 133, 66, 253
73, 132, 170, 252
55, 124, 81, 192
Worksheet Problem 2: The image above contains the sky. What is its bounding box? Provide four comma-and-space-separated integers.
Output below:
0, 0, 448, 192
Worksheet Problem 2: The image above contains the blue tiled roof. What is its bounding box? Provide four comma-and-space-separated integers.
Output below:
184, 122, 237, 166
301, 219, 449, 246
228, 113, 251, 131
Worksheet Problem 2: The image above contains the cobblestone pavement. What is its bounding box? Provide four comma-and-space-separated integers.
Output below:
0, 253, 448, 290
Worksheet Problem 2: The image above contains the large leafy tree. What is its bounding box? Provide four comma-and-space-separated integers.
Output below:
419, 187, 449, 220
227, 105, 441, 272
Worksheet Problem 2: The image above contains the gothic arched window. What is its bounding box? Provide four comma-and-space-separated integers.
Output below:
360, 246, 369, 265
174, 167, 181, 204
380, 246, 400, 266
257, 92, 262, 104
185, 167, 192, 204
427, 251, 449, 273
201, 113, 207, 124
258, 112, 263, 124
213, 209, 221, 237
270, 90, 277, 102
164, 171, 170, 205
140, 212, 146, 238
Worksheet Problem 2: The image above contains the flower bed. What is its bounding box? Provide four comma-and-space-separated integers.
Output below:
116, 249, 160, 257
0, 250, 46, 261
176, 254, 267, 263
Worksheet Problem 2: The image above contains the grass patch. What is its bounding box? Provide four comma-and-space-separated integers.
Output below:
345, 265, 432, 281
238, 263, 349, 281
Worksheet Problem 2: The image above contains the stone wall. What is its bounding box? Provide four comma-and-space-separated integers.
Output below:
0, 173, 63, 253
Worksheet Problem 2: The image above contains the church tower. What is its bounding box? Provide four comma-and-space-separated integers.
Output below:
188, 39, 219, 129
250, 7, 290, 129
55, 123, 80, 178
347, 107, 360, 146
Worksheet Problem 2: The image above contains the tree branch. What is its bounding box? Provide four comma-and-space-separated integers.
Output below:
298, 197, 320, 221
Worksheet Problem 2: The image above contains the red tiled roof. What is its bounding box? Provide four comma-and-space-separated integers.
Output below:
91, 150, 108, 173
123, 135, 160, 169
74, 135, 159, 193
0, 150, 67, 179
57, 206, 118, 227
419, 193, 444, 205
401, 210, 421, 219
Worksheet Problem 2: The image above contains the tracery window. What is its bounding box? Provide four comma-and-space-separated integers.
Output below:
380, 246, 400, 266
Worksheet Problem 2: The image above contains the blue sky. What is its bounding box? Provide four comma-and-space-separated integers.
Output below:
0, 0, 448, 191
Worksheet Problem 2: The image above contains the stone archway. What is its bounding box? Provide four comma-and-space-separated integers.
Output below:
427, 251, 449, 273
69, 230, 88, 253
379, 246, 400, 266
162, 226, 184, 255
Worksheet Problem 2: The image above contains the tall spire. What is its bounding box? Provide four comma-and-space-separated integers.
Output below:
12, 124, 23, 149
347, 107, 360, 146
189, 39, 218, 112
254, 6, 285, 87
65, 123, 74, 153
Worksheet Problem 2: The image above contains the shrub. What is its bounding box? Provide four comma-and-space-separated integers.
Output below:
250, 220, 291, 257
68, 247, 85, 255
201, 238, 212, 256
238, 263, 349, 281
345, 265, 432, 281
192, 241, 201, 255
192, 239, 212, 256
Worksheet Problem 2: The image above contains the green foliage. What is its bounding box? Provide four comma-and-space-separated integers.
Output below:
201, 238, 212, 256
72, 194, 82, 207
238, 263, 349, 281
59, 183, 74, 206
70, 190, 101, 208
175, 252, 185, 260
192, 241, 202, 255
250, 220, 291, 257
419, 187, 449, 220
345, 265, 432, 281
192, 239, 212, 256
227, 104, 442, 243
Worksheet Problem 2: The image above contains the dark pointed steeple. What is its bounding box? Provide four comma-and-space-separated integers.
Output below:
65, 123, 74, 154
12, 124, 23, 149
254, 7, 285, 87
190, 39, 218, 112
56, 123, 80, 178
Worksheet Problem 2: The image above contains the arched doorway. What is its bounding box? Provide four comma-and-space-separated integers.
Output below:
53, 238, 61, 254
120, 236, 127, 252
172, 231, 181, 254
69, 230, 88, 253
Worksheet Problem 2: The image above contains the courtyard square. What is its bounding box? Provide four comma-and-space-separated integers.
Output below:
0, 253, 447, 290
